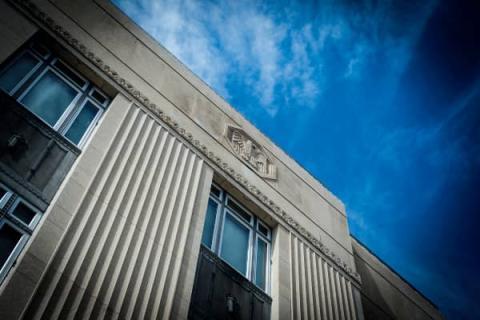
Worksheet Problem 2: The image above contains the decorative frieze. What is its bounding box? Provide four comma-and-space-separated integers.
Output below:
225, 125, 277, 180
14, 0, 361, 283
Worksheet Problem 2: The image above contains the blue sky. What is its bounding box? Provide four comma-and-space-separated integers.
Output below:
112, 0, 480, 318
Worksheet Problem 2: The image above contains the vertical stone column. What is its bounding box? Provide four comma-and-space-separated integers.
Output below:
353, 285, 366, 320
288, 233, 361, 320
170, 166, 213, 320
0, 93, 214, 320
271, 224, 292, 320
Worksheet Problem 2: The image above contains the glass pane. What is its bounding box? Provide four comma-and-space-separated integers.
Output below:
0, 52, 39, 93
0, 187, 6, 202
201, 199, 218, 248
90, 89, 107, 105
226, 198, 251, 223
220, 213, 250, 276
53, 60, 86, 88
210, 185, 221, 198
11, 202, 36, 225
258, 222, 269, 238
20, 69, 78, 126
65, 101, 99, 144
0, 223, 22, 270
255, 239, 268, 290
31, 43, 50, 59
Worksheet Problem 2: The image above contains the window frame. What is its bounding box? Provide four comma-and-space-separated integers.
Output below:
51, 57, 89, 91
202, 183, 272, 294
62, 97, 104, 147
8, 197, 43, 231
89, 87, 109, 107
0, 219, 30, 284
254, 232, 271, 291
1, 49, 43, 95
0, 41, 110, 148
31, 42, 51, 60
0, 183, 42, 284
218, 207, 254, 278
17, 65, 84, 130
202, 196, 222, 251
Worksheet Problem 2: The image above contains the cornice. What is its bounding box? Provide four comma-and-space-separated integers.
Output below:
13, 0, 361, 284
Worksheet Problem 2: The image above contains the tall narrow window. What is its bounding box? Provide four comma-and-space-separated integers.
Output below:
0, 224, 23, 271
64, 100, 101, 144
220, 212, 250, 275
255, 237, 268, 290
0, 184, 42, 283
0, 41, 110, 147
200, 184, 271, 293
201, 198, 219, 249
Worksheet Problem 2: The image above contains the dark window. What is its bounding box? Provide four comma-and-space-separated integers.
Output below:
0, 188, 6, 201
52, 59, 87, 89
65, 100, 100, 144
226, 198, 252, 223
200, 184, 271, 293
201, 198, 219, 249
90, 88, 108, 106
0, 42, 109, 147
209, 184, 222, 199
0, 184, 42, 283
11, 202, 37, 225
0, 224, 22, 269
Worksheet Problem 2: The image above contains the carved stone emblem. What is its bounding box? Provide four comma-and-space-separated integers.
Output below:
225, 125, 277, 180
16, 0, 360, 280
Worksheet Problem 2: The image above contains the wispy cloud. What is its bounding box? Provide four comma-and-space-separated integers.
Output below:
113, 0, 421, 117
114, 0, 290, 115
113, 0, 232, 97
113, 1, 480, 319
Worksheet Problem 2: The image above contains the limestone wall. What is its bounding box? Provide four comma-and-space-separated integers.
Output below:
0, 93, 213, 319
0, 0, 360, 318
352, 238, 443, 320
289, 233, 363, 320
0, 1, 445, 319
31, 0, 355, 268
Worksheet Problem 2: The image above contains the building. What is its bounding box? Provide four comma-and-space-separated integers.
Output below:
0, 0, 443, 319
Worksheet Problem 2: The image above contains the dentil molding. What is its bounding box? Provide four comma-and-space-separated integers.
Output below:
13, 0, 361, 284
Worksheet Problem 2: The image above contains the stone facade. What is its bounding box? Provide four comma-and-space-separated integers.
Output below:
0, 0, 443, 319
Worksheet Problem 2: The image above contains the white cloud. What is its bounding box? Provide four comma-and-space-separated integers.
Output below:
114, 0, 329, 116
113, 0, 435, 117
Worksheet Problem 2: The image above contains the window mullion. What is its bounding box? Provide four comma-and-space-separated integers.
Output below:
1, 43, 110, 148
4, 215, 33, 235
204, 185, 271, 293
57, 88, 90, 134
213, 196, 226, 254
10, 55, 48, 100
251, 228, 257, 283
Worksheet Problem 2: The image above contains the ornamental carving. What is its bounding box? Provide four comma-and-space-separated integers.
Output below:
14, 0, 361, 283
225, 125, 277, 180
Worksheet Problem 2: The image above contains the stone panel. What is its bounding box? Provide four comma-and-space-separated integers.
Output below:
352, 238, 443, 320
40, 0, 354, 267
289, 233, 361, 320
0, 94, 213, 319
0, 0, 37, 63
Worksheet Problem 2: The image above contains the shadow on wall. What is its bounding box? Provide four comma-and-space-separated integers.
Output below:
353, 255, 396, 320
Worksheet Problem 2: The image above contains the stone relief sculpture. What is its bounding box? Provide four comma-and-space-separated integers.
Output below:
16, 0, 360, 280
226, 125, 277, 180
